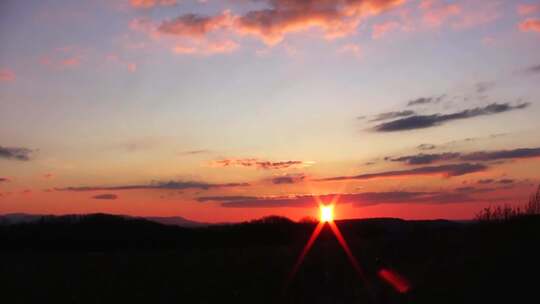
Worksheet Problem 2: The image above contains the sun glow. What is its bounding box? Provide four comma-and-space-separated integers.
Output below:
320, 204, 334, 223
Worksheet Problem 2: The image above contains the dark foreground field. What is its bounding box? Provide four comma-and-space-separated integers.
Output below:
1, 214, 539, 304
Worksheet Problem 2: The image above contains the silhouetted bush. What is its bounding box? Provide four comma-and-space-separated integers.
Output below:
475, 184, 540, 222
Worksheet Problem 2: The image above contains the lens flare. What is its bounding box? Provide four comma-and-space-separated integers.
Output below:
320, 204, 334, 222
285, 199, 411, 296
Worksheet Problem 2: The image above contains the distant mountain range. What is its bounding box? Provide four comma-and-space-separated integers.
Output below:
0, 213, 210, 227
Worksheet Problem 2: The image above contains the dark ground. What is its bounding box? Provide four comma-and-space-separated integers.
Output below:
1, 214, 539, 303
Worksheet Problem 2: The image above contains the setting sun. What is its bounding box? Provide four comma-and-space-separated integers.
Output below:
320, 205, 334, 223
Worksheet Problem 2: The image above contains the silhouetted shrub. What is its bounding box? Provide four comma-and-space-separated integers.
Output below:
525, 184, 540, 215
475, 184, 540, 222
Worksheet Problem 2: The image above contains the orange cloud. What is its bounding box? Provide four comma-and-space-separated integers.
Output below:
129, 0, 176, 9
0, 68, 16, 82
520, 18, 540, 33
517, 4, 540, 15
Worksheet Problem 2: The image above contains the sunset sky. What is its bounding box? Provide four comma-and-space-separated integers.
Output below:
1, 0, 540, 222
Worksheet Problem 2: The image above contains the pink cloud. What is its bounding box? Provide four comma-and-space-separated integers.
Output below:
372, 21, 401, 39
172, 40, 238, 55
60, 57, 81, 67
127, 63, 137, 72
233, 0, 405, 45
106, 54, 138, 72
420, 0, 461, 28
172, 45, 198, 54
518, 4, 540, 15
0, 68, 16, 82
158, 11, 234, 39
138, 1, 406, 47
482, 36, 496, 46
43, 173, 54, 179
338, 43, 362, 58
520, 18, 540, 32
40, 46, 84, 69
129, 0, 176, 9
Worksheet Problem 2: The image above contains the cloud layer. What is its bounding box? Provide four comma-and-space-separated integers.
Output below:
207, 187, 504, 208
388, 147, 540, 165
210, 158, 310, 170
57, 180, 249, 192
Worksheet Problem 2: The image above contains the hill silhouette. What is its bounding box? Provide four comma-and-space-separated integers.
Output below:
1, 213, 539, 303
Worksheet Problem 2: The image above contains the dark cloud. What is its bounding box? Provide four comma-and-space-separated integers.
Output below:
197, 195, 259, 202
407, 97, 434, 106
478, 179, 494, 184
317, 163, 487, 181
92, 194, 118, 200
0, 177, 10, 183
0, 146, 34, 161
218, 189, 489, 208
389, 147, 540, 165
498, 179, 515, 184
475, 81, 496, 94
523, 64, 540, 75
180, 149, 210, 155
158, 13, 231, 38
369, 110, 415, 122
271, 174, 306, 184
211, 158, 310, 170
57, 180, 250, 192
461, 147, 540, 162
388, 152, 460, 165
417, 144, 436, 150
373, 103, 530, 132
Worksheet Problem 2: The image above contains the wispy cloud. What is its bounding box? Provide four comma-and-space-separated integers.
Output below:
210, 158, 312, 170
0, 146, 34, 161
518, 4, 540, 15
179, 149, 210, 156
388, 152, 461, 165
317, 163, 487, 182
369, 110, 415, 122
417, 144, 436, 150
57, 180, 249, 192
373, 102, 529, 132
522, 64, 540, 75
213, 187, 504, 208
0, 68, 16, 82
129, 0, 176, 9
92, 194, 118, 200
406, 96, 445, 106
271, 173, 306, 184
